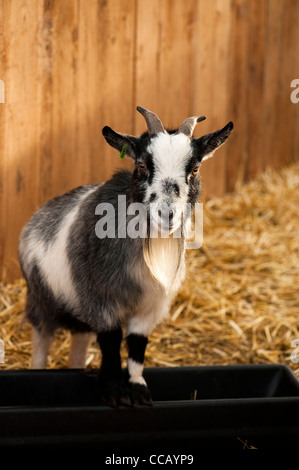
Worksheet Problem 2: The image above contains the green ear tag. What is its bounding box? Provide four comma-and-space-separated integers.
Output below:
119, 144, 127, 159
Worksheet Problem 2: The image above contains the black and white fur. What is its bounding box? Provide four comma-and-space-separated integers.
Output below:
18, 106, 233, 407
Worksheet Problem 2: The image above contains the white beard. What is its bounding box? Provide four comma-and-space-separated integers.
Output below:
143, 235, 185, 293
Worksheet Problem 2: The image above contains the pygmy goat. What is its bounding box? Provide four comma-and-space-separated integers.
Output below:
18, 106, 233, 407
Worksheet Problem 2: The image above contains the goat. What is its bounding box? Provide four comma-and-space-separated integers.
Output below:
18, 106, 233, 407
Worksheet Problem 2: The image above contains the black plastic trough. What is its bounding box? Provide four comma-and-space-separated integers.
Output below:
0, 364, 298, 450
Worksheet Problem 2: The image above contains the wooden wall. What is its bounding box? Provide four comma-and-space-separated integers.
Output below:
0, 0, 298, 282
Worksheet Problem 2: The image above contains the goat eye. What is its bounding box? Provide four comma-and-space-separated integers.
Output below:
192, 167, 199, 176
137, 162, 147, 172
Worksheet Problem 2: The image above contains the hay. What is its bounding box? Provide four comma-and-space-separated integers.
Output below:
1, 162, 299, 375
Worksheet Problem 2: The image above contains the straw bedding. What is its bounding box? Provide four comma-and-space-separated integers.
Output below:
1, 163, 299, 375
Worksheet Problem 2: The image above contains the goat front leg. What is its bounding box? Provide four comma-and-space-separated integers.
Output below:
97, 328, 131, 407
126, 333, 153, 406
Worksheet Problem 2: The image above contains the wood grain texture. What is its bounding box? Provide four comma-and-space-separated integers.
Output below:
0, 0, 298, 282
134, 0, 162, 134
1, 0, 41, 281
0, 0, 4, 279
226, 0, 249, 192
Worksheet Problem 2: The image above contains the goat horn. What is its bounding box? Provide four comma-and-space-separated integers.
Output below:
178, 115, 207, 138
137, 106, 165, 135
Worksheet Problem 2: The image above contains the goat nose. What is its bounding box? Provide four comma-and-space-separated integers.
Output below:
158, 206, 175, 224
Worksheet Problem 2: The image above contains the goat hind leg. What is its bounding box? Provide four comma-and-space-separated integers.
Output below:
69, 332, 93, 368
32, 326, 53, 369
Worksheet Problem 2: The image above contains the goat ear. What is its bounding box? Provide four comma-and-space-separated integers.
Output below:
102, 126, 138, 159
193, 121, 234, 162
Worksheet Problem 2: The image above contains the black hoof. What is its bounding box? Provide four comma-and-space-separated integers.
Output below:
98, 371, 132, 408
129, 382, 153, 407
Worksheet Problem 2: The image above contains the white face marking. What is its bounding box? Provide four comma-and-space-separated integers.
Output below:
146, 133, 192, 201
145, 133, 193, 232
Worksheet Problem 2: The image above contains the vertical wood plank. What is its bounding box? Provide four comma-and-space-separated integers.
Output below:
1, 0, 41, 282
38, 0, 80, 203
274, 0, 299, 169
226, 0, 249, 192
291, 0, 299, 162
246, 0, 267, 181
205, 0, 231, 197
158, 0, 198, 127
0, 0, 5, 278
77, 0, 136, 181
136, 0, 199, 130
76, 0, 101, 185
37, 0, 55, 205
255, 0, 283, 173
193, 0, 232, 197
134, 0, 161, 134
